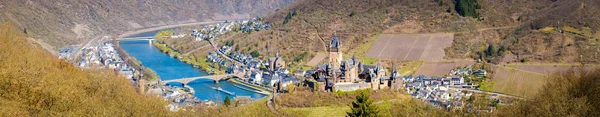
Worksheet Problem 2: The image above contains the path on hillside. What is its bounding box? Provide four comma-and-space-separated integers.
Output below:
266, 95, 282, 115
182, 44, 210, 56
455, 26, 518, 34
491, 64, 547, 76
26, 37, 56, 55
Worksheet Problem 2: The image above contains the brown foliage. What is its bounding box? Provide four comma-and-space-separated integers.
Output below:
0, 23, 174, 116
495, 68, 600, 116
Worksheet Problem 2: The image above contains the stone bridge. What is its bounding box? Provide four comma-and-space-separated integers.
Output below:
161, 73, 245, 85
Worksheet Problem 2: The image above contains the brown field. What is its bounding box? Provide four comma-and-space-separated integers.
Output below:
366, 33, 453, 61
414, 60, 475, 76
305, 54, 327, 66
491, 66, 547, 98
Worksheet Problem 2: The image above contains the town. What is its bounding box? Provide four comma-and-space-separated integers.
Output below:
58, 18, 514, 112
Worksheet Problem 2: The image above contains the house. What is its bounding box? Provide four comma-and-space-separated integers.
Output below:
440, 92, 450, 100
450, 75, 464, 85
294, 70, 305, 77
280, 75, 299, 88
474, 69, 487, 76
249, 71, 263, 84
442, 78, 452, 85
262, 73, 279, 87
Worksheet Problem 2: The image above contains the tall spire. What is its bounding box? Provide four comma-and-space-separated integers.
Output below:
276, 49, 280, 58
352, 55, 356, 64
330, 32, 341, 49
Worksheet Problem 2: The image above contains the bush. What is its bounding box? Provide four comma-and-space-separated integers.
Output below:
294, 52, 308, 62
250, 50, 260, 57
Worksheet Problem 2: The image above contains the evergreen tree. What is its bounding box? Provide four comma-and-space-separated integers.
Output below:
347, 92, 379, 117
454, 0, 480, 18
224, 95, 231, 107
292, 9, 298, 16
486, 44, 495, 57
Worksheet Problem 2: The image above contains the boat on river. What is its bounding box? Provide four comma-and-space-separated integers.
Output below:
211, 87, 235, 95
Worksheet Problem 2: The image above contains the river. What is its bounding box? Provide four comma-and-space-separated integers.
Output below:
118, 29, 265, 102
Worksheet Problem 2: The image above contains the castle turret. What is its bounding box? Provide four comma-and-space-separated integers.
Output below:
329, 33, 342, 70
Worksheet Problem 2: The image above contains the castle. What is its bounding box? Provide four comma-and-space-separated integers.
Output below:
311, 33, 403, 92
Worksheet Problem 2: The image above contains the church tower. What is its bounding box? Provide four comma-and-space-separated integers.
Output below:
329, 33, 343, 70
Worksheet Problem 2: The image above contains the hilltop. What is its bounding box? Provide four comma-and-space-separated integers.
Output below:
0, 0, 295, 49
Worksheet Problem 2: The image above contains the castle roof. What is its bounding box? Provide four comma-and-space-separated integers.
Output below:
330, 34, 341, 48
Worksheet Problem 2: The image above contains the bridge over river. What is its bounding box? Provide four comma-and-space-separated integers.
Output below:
115, 36, 169, 44
161, 73, 245, 85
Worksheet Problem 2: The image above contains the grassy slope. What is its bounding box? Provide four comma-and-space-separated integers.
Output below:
0, 23, 177, 116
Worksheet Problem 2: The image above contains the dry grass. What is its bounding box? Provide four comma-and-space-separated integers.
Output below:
0, 23, 175, 116
282, 106, 349, 117
491, 65, 547, 98
346, 34, 380, 59
399, 61, 423, 75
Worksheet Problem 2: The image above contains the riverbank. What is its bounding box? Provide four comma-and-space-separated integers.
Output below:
228, 78, 272, 94
152, 40, 226, 75
113, 40, 160, 81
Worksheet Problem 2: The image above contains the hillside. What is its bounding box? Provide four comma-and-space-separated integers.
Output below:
189, 0, 600, 65
0, 23, 180, 116
0, 0, 295, 49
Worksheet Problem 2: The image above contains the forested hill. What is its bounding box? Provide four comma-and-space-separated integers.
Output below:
0, 0, 295, 49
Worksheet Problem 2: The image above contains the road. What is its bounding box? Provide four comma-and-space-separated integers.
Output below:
448, 87, 525, 100
207, 39, 245, 66
118, 21, 228, 38
68, 36, 106, 62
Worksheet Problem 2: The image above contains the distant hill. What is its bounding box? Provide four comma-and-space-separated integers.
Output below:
0, 0, 295, 48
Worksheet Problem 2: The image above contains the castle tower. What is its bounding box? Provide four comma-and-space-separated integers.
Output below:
371, 63, 385, 90
329, 33, 343, 70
